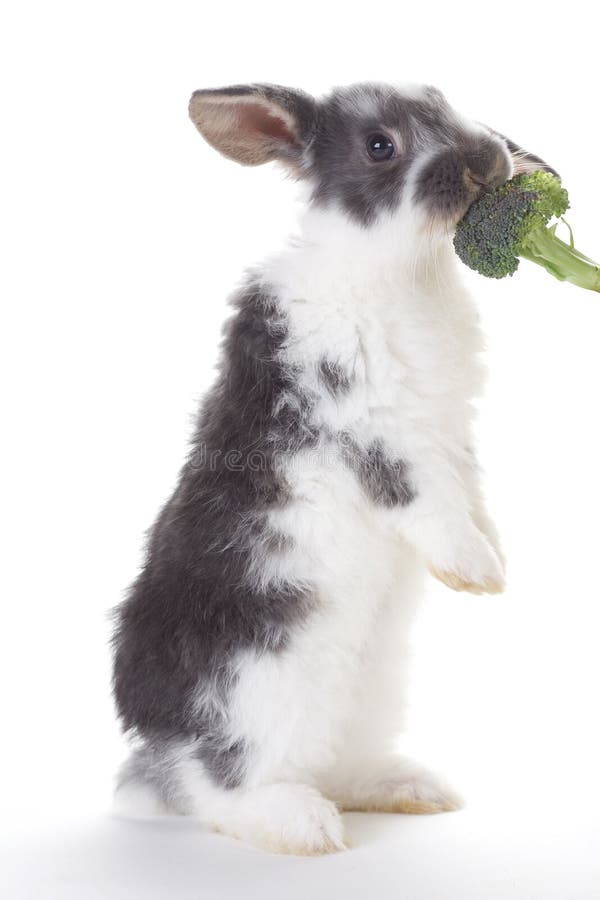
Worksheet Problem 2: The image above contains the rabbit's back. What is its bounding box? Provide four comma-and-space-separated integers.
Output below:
112, 279, 320, 786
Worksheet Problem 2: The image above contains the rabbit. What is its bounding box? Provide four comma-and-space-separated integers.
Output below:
112, 81, 551, 855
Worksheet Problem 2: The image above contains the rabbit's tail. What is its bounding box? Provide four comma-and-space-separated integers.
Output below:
111, 741, 188, 820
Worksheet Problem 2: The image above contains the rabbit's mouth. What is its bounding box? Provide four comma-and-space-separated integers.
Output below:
440, 148, 560, 232
413, 144, 512, 232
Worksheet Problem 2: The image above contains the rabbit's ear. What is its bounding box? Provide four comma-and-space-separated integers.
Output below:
481, 125, 560, 179
189, 84, 317, 171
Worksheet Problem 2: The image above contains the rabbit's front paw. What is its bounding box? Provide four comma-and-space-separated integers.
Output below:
428, 525, 506, 596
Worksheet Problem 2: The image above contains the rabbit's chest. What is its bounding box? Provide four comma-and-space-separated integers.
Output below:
362, 309, 480, 403
305, 302, 484, 442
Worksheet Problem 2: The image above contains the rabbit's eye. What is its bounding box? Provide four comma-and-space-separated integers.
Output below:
366, 133, 395, 161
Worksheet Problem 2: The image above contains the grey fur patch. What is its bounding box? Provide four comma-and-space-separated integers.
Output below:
116, 739, 193, 812
342, 435, 415, 507
319, 358, 353, 395
116, 733, 248, 806
112, 279, 319, 791
193, 733, 248, 791
307, 82, 510, 226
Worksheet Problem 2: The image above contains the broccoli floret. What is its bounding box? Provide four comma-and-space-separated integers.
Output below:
454, 171, 600, 293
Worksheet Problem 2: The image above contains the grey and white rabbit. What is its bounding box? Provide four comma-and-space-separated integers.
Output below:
112, 81, 551, 854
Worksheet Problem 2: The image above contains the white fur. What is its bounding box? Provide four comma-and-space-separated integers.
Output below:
112, 781, 171, 820
117, 99, 508, 853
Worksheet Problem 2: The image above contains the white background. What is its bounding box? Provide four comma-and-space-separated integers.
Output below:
2, 2, 599, 897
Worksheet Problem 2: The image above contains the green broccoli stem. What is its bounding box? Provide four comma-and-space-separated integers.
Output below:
520, 226, 600, 293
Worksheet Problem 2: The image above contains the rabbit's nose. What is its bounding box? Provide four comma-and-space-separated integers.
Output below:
464, 172, 498, 197
464, 151, 511, 193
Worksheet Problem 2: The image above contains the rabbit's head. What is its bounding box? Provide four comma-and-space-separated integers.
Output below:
189, 82, 555, 238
